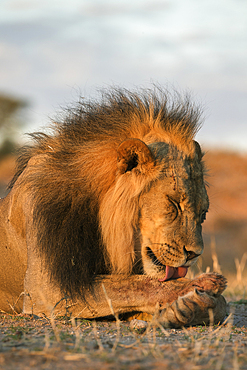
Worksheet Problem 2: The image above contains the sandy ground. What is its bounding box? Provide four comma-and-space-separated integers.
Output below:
0, 301, 246, 370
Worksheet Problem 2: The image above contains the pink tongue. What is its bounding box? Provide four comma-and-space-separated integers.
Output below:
159, 266, 188, 282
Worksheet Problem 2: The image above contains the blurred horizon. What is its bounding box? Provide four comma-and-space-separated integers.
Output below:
0, 0, 247, 152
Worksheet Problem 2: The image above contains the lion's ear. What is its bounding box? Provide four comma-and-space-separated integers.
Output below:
193, 140, 203, 161
117, 139, 155, 174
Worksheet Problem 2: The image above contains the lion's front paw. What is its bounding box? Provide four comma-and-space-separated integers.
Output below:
159, 287, 227, 328
181, 272, 227, 298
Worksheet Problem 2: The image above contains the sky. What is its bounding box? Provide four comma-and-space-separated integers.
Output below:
0, 0, 247, 151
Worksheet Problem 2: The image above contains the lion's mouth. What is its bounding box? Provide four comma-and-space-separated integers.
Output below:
158, 265, 188, 282
147, 247, 188, 282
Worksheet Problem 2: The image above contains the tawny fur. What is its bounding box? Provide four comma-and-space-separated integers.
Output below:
9, 87, 203, 298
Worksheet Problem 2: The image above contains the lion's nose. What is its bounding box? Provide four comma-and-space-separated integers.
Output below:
184, 248, 201, 261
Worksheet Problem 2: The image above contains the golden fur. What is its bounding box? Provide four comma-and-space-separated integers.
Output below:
0, 87, 227, 326
7, 87, 203, 298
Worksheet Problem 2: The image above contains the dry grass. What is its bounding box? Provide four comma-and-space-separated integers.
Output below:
0, 308, 246, 369
0, 307, 246, 370
0, 255, 246, 370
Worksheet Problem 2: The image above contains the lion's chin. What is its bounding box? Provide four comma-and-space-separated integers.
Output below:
158, 266, 188, 282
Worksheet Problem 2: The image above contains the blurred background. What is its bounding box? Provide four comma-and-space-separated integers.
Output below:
0, 0, 246, 279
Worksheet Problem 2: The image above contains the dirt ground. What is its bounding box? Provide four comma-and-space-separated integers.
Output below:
0, 298, 246, 370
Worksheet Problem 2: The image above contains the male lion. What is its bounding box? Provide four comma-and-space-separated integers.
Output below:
0, 87, 227, 327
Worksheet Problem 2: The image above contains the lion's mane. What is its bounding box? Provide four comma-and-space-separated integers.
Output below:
10, 87, 202, 298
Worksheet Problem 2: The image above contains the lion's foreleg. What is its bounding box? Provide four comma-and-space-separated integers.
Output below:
24, 269, 227, 327
68, 275, 185, 318
23, 274, 193, 318
72, 273, 227, 325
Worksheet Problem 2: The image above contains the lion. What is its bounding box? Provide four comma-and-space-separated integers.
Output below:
0, 87, 227, 327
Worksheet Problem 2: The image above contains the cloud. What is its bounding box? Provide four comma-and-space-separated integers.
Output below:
0, 0, 246, 150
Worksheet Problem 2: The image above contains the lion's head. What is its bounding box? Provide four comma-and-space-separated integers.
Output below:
100, 135, 208, 282
10, 87, 208, 297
